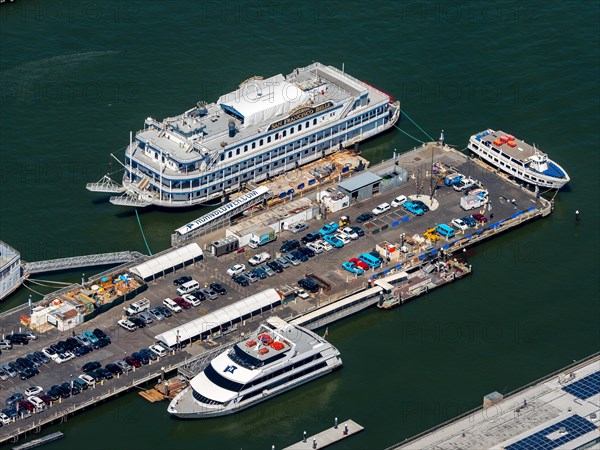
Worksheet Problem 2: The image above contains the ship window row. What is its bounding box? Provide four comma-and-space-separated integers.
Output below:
239, 354, 324, 393
239, 361, 328, 403
220, 105, 385, 163
204, 363, 246, 392
191, 388, 225, 406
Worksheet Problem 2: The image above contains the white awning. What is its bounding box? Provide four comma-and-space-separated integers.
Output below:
155, 288, 282, 348
129, 243, 203, 280
218, 74, 309, 127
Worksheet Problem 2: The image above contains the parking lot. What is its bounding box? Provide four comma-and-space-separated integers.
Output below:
0, 145, 540, 425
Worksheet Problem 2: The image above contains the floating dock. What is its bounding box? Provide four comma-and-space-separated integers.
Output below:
12, 432, 64, 450
284, 420, 364, 450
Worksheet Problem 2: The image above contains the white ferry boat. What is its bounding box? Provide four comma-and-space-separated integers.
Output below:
88, 62, 400, 208
167, 316, 342, 418
468, 129, 570, 189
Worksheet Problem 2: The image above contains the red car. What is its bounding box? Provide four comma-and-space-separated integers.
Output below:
124, 356, 142, 368
349, 258, 370, 271
471, 213, 488, 224
173, 297, 191, 309
18, 399, 36, 413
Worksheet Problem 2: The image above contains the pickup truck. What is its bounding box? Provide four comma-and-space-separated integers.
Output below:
124, 298, 150, 316
248, 252, 271, 266
318, 222, 339, 235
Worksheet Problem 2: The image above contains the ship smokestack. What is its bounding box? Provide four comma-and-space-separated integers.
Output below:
228, 119, 236, 138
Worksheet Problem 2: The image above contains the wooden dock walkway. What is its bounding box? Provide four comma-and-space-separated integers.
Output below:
284, 419, 364, 449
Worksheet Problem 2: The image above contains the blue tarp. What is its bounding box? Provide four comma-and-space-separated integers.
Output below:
441, 244, 450, 250
341, 166, 350, 173
430, 249, 438, 255
394, 263, 403, 270
511, 211, 523, 218
391, 220, 399, 227
527, 206, 536, 211
419, 254, 427, 260
308, 179, 316, 186
297, 183, 305, 190
402, 216, 410, 222
279, 192, 287, 199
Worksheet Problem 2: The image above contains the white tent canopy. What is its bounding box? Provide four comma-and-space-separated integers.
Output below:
155, 288, 282, 348
218, 74, 309, 127
129, 243, 203, 280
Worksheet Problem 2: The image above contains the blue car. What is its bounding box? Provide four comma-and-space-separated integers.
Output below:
323, 234, 344, 248
319, 222, 339, 235
291, 250, 309, 262
461, 215, 477, 227
342, 261, 364, 275
403, 201, 424, 216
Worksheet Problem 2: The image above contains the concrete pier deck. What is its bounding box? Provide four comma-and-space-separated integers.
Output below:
1, 143, 551, 444
284, 419, 364, 449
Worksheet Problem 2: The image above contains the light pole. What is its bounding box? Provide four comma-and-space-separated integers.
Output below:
81, 273, 85, 287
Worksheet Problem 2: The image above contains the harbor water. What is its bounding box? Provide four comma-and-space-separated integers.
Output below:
1, 1, 598, 448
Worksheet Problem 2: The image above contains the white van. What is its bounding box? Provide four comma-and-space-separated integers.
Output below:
27, 396, 46, 410
176, 280, 199, 296
163, 298, 182, 313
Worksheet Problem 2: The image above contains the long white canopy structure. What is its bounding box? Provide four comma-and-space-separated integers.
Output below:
129, 243, 203, 280
155, 288, 282, 348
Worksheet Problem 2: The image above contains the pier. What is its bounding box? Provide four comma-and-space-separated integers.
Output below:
23, 251, 145, 275
11, 432, 64, 450
1, 143, 554, 444
284, 419, 364, 449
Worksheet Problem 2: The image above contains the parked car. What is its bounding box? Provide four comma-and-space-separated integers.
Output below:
95, 337, 111, 349
182, 294, 201, 307
391, 195, 408, 207
149, 344, 168, 357
102, 363, 122, 376
280, 239, 300, 253
115, 360, 133, 373
157, 306, 173, 319
71, 378, 88, 392
17, 399, 35, 413
342, 261, 364, 275
66, 337, 82, 350
301, 231, 321, 244
290, 250, 308, 262
295, 289, 310, 299
340, 227, 359, 240
267, 260, 284, 273
349, 257, 370, 271
323, 234, 344, 248
173, 275, 193, 286
372, 202, 391, 215
284, 253, 301, 266
172, 297, 192, 309
139, 348, 158, 361
232, 274, 249, 286
290, 222, 309, 234
0, 369, 9, 381
251, 268, 267, 280
148, 307, 165, 322
128, 316, 146, 329
62, 381, 81, 395
28, 396, 47, 410
274, 257, 290, 268
472, 212, 488, 224
0, 339, 13, 350
316, 239, 333, 251
34, 351, 50, 364
5, 393, 24, 407
96, 367, 114, 380
82, 361, 101, 373
118, 319, 137, 332
24, 386, 43, 398
412, 200, 430, 212
461, 215, 477, 227
83, 331, 99, 344
78, 374, 96, 387
356, 212, 373, 223
297, 246, 315, 258
131, 352, 149, 365
227, 264, 246, 276
242, 271, 259, 283
258, 264, 275, 277
451, 218, 468, 230
200, 288, 219, 300
210, 283, 227, 295
124, 356, 142, 368
403, 201, 424, 215
350, 226, 365, 237
298, 278, 319, 293
55, 352, 75, 364
19, 367, 39, 380
93, 328, 107, 340
26, 353, 42, 367
306, 242, 324, 254
335, 232, 352, 245
2, 364, 17, 378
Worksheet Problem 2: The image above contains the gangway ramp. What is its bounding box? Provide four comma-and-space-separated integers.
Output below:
24, 251, 145, 275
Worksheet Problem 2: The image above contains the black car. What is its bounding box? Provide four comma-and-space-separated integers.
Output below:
356, 212, 373, 223
267, 260, 284, 273
105, 363, 123, 376
95, 337, 111, 349
50, 343, 65, 354
369, 250, 385, 262
61, 381, 81, 395
34, 351, 50, 364
66, 337, 82, 350
139, 348, 158, 361
96, 368, 114, 380
412, 200, 430, 212
19, 367, 39, 380
75, 345, 93, 357
131, 352, 149, 365
156, 306, 173, 318
128, 317, 146, 329
59, 339, 75, 352
251, 268, 267, 280
301, 231, 321, 244
298, 246, 315, 258
92, 328, 107, 340
173, 276, 192, 286
16, 357, 34, 370
192, 290, 206, 301
232, 274, 249, 286
210, 283, 227, 295
9, 361, 25, 373
86, 370, 104, 382
44, 389, 60, 402
291, 250, 309, 262
50, 385, 70, 399
298, 278, 319, 293
280, 239, 300, 253
6, 334, 29, 345
351, 226, 365, 237
26, 353, 42, 367
82, 361, 101, 373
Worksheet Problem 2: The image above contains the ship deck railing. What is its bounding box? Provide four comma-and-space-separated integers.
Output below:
23, 251, 145, 275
